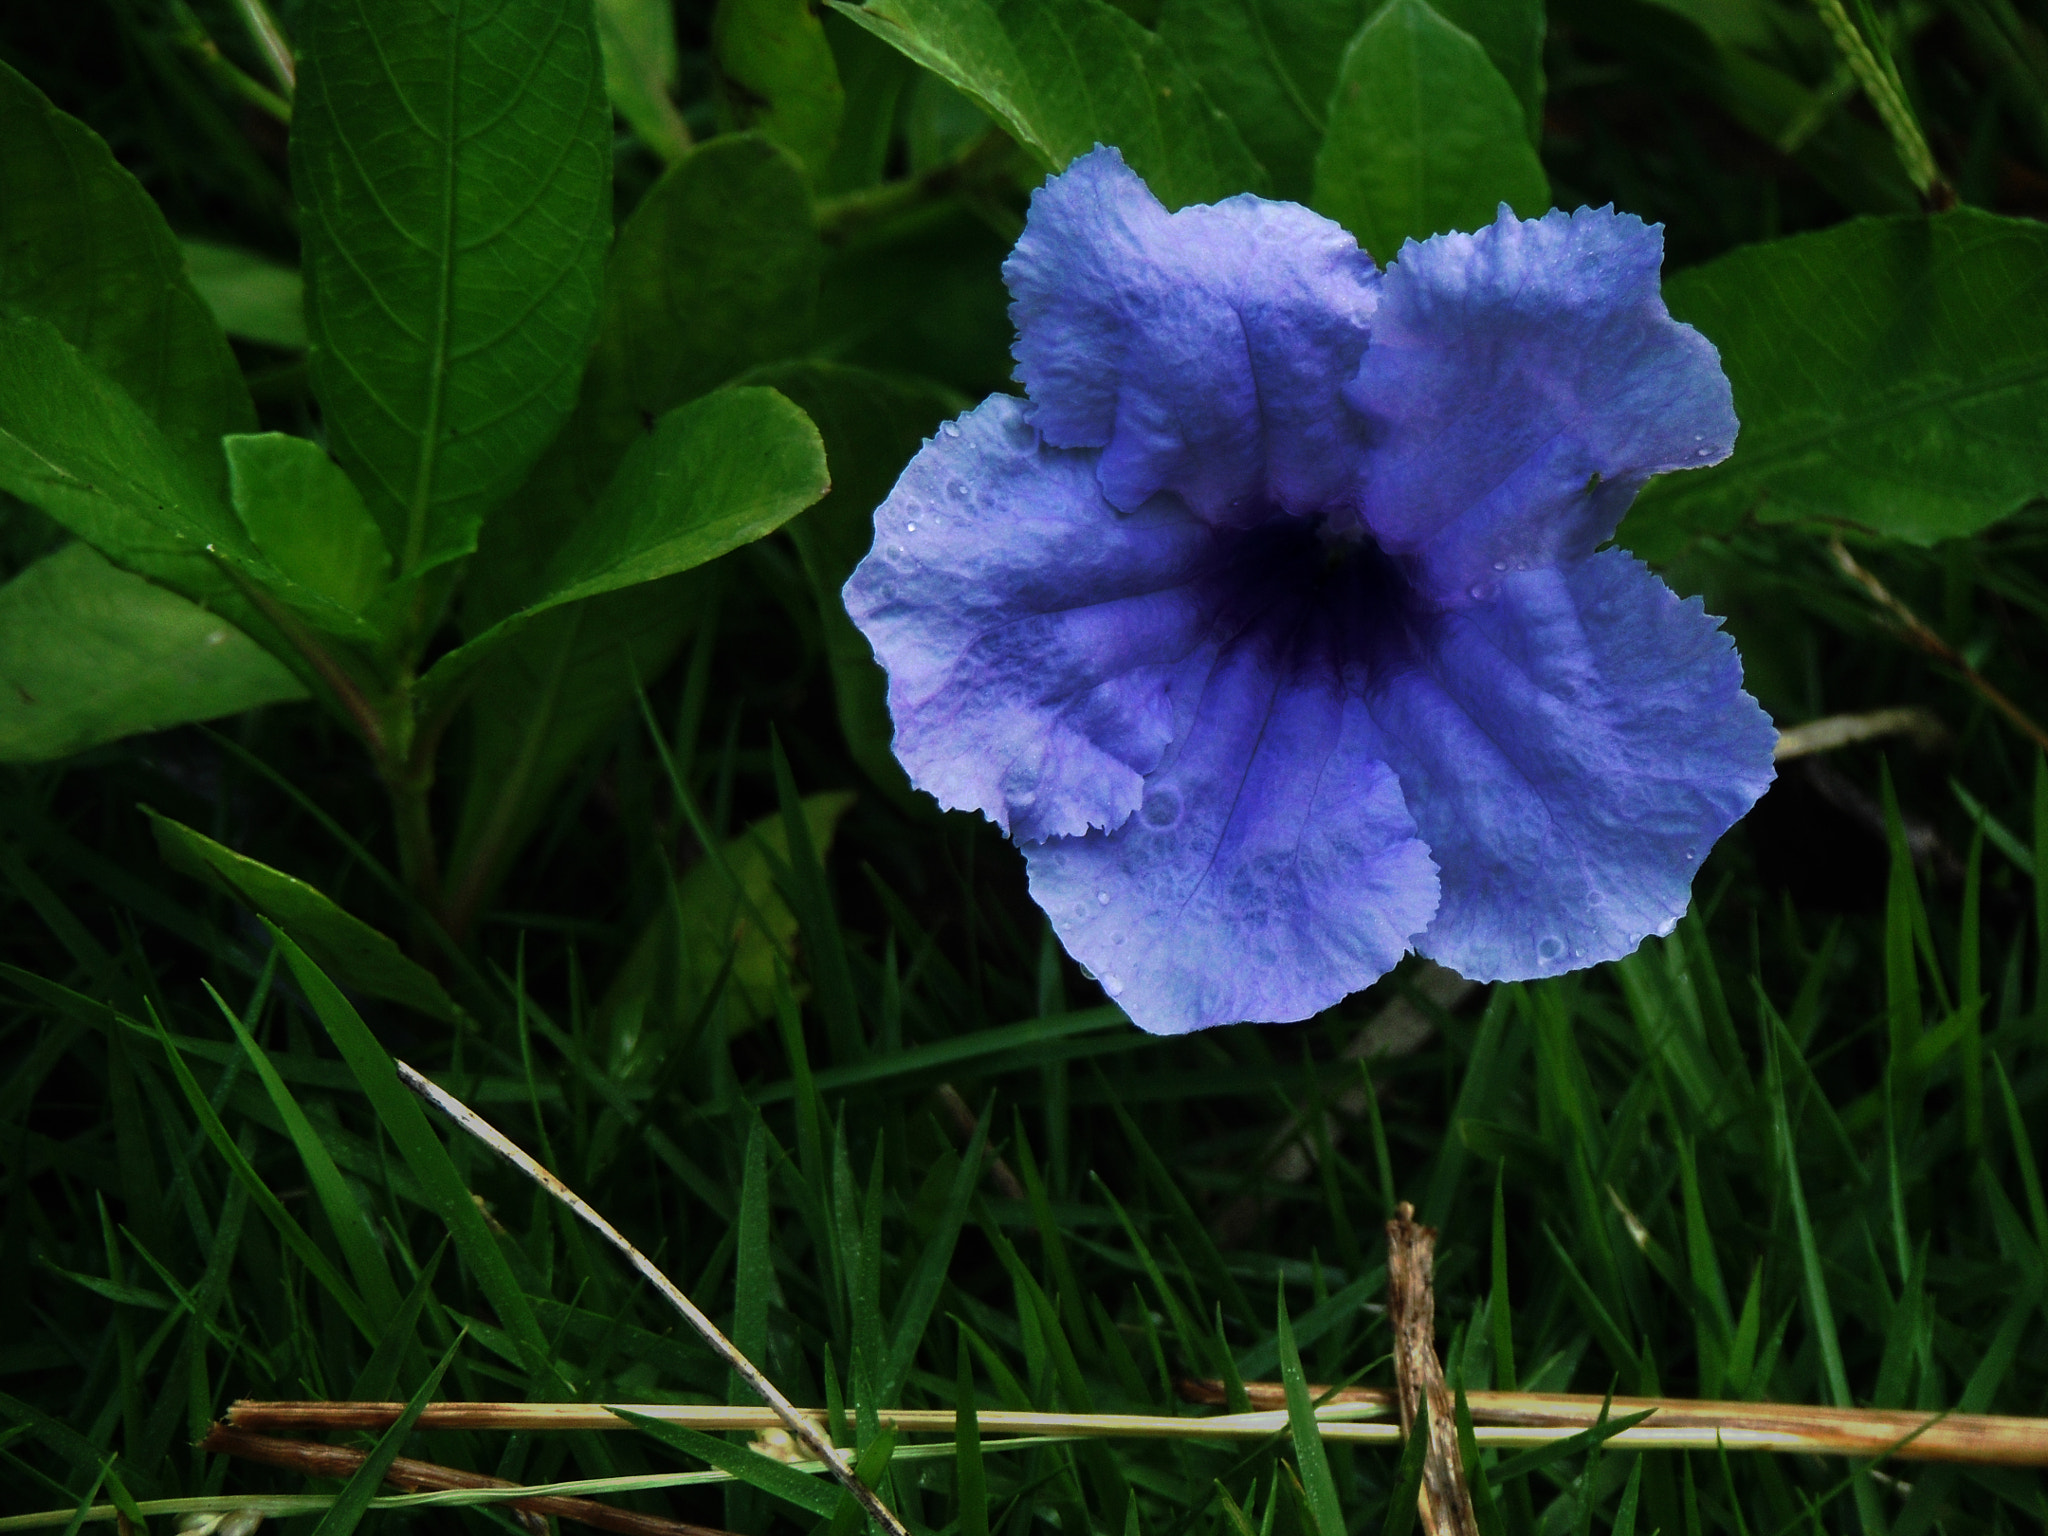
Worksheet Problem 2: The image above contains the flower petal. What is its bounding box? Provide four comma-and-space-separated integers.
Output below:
1346, 205, 1737, 604
1368, 548, 1776, 981
1005, 146, 1381, 523
1025, 617, 1439, 1035
843, 394, 1219, 842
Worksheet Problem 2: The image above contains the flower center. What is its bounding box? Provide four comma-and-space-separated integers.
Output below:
1203, 510, 1436, 684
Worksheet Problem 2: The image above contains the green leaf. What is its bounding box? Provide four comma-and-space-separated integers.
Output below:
1159, 0, 1540, 205
180, 240, 307, 351
545, 388, 829, 610
829, 0, 1266, 209
1155, 0, 1367, 204
597, 0, 692, 162
291, 0, 612, 578
716, 0, 847, 177
1312, 0, 1549, 261
226, 434, 392, 615
0, 542, 303, 763
423, 387, 827, 712
0, 313, 249, 598
746, 362, 961, 803
0, 60, 252, 494
143, 807, 459, 1023
1624, 210, 2048, 555
598, 792, 857, 1041
465, 133, 821, 629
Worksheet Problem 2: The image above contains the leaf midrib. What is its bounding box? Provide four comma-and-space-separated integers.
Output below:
404, 0, 466, 575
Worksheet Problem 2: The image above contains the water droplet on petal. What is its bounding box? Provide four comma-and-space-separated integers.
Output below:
1537, 935, 1565, 963
905, 520, 918, 533
1102, 973, 1124, 997
1073, 902, 1091, 919
1684, 847, 1697, 861
1078, 963, 1097, 981
1097, 891, 1110, 906
1695, 446, 1711, 457
1587, 890, 1604, 907
947, 480, 968, 499
1492, 559, 1508, 572
939, 421, 962, 438
1140, 789, 1181, 828
1468, 583, 1492, 601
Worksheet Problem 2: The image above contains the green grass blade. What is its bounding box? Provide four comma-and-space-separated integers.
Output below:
146, 1006, 376, 1340
956, 1334, 989, 1536
1483, 1407, 1653, 1487
1452, 1379, 1506, 1536
204, 980, 403, 1321
1611, 1456, 1644, 1536
349, 1241, 447, 1401
310, 1333, 461, 1536
1992, 1055, 2048, 1255
1276, 1290, 1343, 1536
610, 1409, 838, 1517
880, 1097, 989, 1402
270, 923, 562, 1390
1489, 1161, 1516, 1394
1379, 1394, 1430, 1536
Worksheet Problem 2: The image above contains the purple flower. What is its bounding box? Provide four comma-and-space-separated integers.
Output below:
844, 148, 1776, 1035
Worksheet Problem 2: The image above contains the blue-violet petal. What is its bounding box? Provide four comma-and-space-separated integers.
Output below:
1024, 617, 1438, 1036
1006, 146, 1381, 524
1346, 205, 1737, 605
842, 395, 1218, 843
1369, 549, 1777, 981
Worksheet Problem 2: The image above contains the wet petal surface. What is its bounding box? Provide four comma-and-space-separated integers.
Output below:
1006, 147, 1382, 523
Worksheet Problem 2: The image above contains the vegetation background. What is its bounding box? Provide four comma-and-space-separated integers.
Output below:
2, 0, 2047, 1532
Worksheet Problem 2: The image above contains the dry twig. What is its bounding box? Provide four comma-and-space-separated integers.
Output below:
1386, 1204, 1479, 1536
200, 1426, 721, 1536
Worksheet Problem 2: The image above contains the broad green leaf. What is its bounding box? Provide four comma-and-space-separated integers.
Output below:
292, 0, 611, 577
465, 133, 821, 628
1429, 0, 1544, 142
144, 807, 459, 1023
0, 313, 249, 597
829, 0, 1267, 208
1624, 210, 2048, 556
421, 387, 827, 711
1160, 0, 1539, 204
598, 791, 857, 1045
180, 240, 306, 350
0, 543, 302, 762
226, 434, 391, 614
1312, 0, 1549, 261
546, 387, 828, 609
716, 0, 846, 177
597, 0, 692, 162
0, 61, 252, 494
1155, 0, 1368, 203
746, 361, 961, 805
